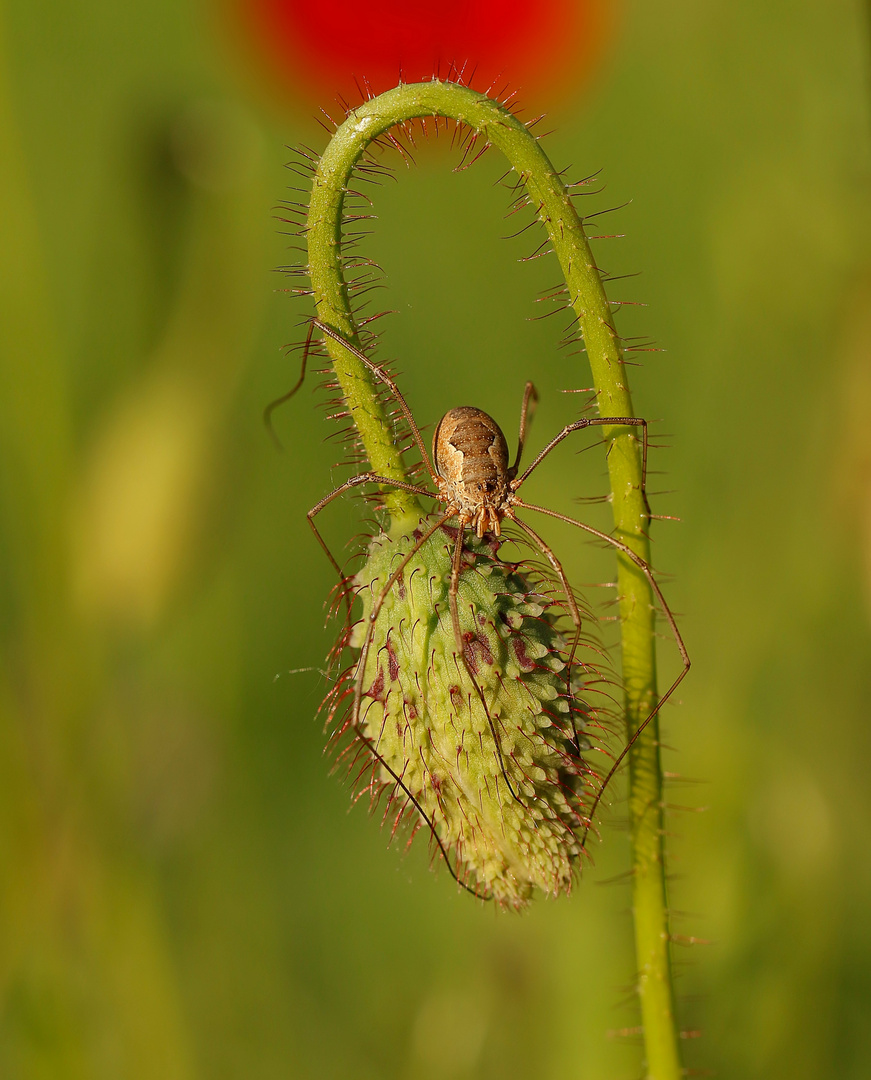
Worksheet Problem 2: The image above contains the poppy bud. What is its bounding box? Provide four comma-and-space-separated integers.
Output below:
327, 517, 604, 908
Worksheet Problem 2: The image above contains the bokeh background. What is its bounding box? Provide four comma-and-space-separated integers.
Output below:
2, 1, 870, 1078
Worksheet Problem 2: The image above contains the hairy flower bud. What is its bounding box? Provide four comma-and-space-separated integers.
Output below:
325, 517, 606, 908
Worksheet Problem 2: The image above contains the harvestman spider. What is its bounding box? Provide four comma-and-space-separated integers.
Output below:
286, 319, 690, 892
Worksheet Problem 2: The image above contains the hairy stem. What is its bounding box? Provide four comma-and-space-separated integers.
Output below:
305, 80, 680, 1079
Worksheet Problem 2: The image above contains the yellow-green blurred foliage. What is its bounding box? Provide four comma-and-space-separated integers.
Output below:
1, 1, 870, 1078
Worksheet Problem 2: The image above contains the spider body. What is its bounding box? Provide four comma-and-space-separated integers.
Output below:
432, 406, 513, 538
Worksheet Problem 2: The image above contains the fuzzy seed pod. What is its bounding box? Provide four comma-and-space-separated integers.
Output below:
325, 516, 605, 909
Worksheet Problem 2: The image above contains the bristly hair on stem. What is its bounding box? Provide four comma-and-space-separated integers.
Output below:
283, 79, 688, 1080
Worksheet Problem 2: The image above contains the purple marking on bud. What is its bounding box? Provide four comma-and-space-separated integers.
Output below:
367, 666, 384, 700
386, 638, 400, 682
462, 630, 494, 675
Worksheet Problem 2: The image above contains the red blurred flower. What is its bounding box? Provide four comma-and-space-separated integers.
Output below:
232, 0, 612, 112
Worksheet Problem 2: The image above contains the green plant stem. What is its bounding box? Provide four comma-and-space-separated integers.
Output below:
306, 80, 680, 1080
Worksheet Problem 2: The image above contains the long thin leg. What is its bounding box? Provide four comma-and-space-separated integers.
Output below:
308, 472, 435, 623
513, 416, 649, 497
446, 523, 549, 815
347, 720, 490, 900
351, 510, 454, 736
447, 521, 467, 660
512, 498, 691, 842
263, 320, 317, 449
511, 381, 539, 474
508, 513, 585, 745
314, 319, 438, 482
448, 523, 516, 804
347, 508, 493, 898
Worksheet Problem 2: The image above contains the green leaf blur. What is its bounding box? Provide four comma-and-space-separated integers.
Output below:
1, 2, 869, 1079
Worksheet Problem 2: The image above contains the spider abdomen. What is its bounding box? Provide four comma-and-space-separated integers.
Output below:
432, 407, 512, 536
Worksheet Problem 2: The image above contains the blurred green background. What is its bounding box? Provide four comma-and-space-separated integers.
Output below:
2, 1, 870, 1078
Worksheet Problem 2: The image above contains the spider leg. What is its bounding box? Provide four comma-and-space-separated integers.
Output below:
308, 472, 434, 626
351, 510, 453, 733
513, 416, 650, 506
348, 720, 488, 900
511, 497, 691, 844
507, 513, 585, 747
263, 320, 317, 449
347, 509, 489, 898
313, 319, 438, 482
510, 381, 539, 475
447, 523, 551, 820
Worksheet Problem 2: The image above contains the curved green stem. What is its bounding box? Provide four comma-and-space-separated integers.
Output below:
306, 80, 680, 1080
